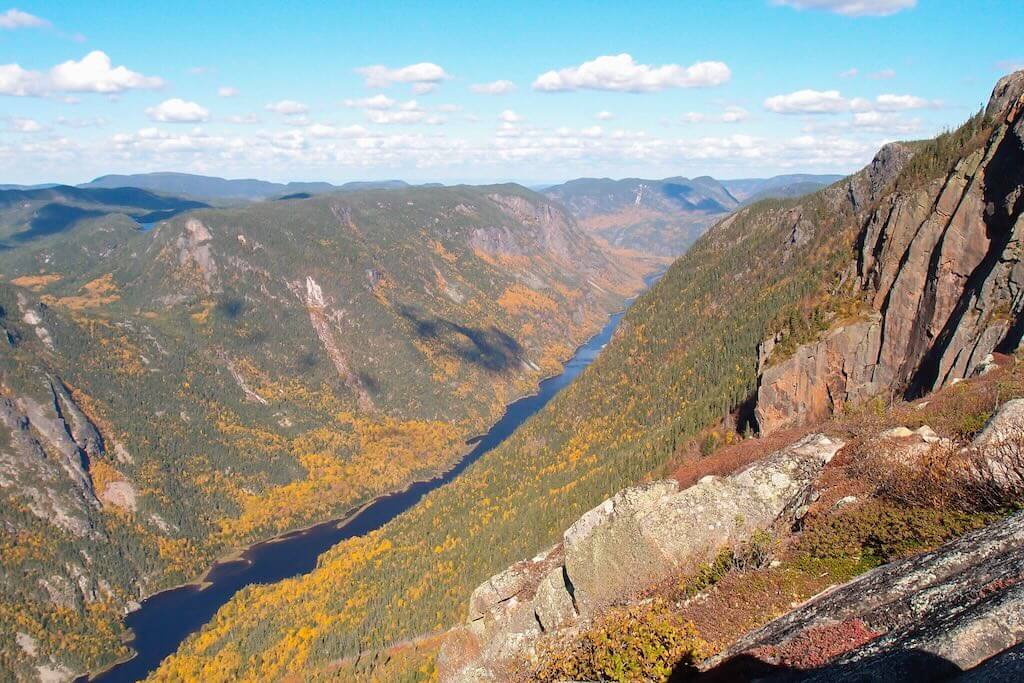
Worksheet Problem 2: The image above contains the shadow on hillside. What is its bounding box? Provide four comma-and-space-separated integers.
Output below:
13, 204, 106, 241
398, 305, 522, 372
678, 648, 966, 682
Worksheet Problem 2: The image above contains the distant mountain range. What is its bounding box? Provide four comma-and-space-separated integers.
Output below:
80, 172, 411, 202
7, 171, 841, 257
542, 173, 840, 255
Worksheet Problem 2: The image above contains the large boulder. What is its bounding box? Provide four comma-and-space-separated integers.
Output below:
564, 434, 842, 615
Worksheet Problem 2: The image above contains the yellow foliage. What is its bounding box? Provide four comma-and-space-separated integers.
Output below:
9, 273, 62, 290
497, 284, 558, 316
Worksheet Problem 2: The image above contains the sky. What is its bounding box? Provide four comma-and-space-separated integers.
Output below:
1, 0, 1022, 186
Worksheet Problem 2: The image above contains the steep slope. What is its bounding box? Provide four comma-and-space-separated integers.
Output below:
543, 176, 740, 256
149, 71, 1024, 682
755, 71, 1024, 433
0, 184, 642, 679
81, 172, 410, 202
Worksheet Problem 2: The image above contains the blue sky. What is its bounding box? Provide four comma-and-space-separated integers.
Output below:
1, 0, 1022, 185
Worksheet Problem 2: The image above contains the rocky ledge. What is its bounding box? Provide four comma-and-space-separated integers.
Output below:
436, 434, 844, 682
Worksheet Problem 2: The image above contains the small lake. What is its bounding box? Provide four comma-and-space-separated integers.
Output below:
84, 276, 655, 682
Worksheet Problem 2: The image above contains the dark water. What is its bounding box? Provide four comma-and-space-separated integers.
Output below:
83, 289, 645, 682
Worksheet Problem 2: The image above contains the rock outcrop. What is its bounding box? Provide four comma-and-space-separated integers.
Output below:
756, 71, 1024, 434
702, 510, 1024, 682
437, 434, 843, 682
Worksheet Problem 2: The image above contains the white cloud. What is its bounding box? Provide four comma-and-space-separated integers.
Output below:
765, 89, 938, 115
874, 93, 938, 110
681, 106, 751, 124
0, 51, 163, 97
765, 89, 849, 114
852, 110, 921, 133
343, 94, 395, 109
265, 99, 309, 115
499, 109, 523, 123
596, 110, 614, 120
532, 53, 730, 92
9, 117, 41, 132
225, 113, 259, 124
411, 82, 437, 95
840, 68, 859, 78
49, 51, 163, 93
771, 0, 916, 16
356, 62, 450, 89
146, 98, 210, 123
56, 116, 108, 128
868, 68, 897, 79
471, 80, 516, 95
366, 105, 446, 125
0, 8, 49, 29
721, 106, 750, 122
0, 63, 44, 96
306, 123, 368, 139
218, 86, 239, 97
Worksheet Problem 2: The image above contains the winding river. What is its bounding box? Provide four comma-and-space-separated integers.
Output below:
85, 282, 649, 682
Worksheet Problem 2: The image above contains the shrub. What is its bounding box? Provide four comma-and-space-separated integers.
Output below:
534, 600, 710, 682
797, 500, 994, 563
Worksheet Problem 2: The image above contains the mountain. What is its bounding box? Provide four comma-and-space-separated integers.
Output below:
80, 172, 413, 202
542, 175, 739, 256
720, 173, 843, 203
0, 183, 645, 679
149, 72, 1024, 682
0, 185, 208, 252
542, 174, 839, 256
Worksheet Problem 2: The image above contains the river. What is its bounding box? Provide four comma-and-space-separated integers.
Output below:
84, 285, 647, 682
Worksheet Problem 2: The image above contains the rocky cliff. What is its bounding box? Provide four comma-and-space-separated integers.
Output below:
756, 71, 1024, 434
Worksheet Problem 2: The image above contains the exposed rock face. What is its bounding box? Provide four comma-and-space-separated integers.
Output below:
756, 71, 1024, 434
756, 317, 883, 433
703, 510, 1024, 682
437, 434, 842, 682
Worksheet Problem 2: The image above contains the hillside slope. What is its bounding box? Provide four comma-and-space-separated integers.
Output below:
148, 71, 1024, 682
543, 174, 839, 256
0, 183, 642, 680
542, 176, 739, 256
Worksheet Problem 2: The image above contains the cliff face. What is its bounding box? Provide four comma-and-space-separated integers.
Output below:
756, 71, 1024, 434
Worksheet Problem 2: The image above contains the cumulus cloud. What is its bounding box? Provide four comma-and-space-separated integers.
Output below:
217, 86, 239, 97
765, 89, 939, 114
356, 62, 450, 89
868, 68, 897, 80
873, 93, 937, 110
0, 51, 163, 97
596, 110, 614, 121
765, 89, 849, 114
471, 80, 516, 95
146, 98, 210, 123
265, 99, 309, 115
9, 116, 41, 132
771, 0, 916, 16
499, 109, 523, 123
225, 113, 259, 124
840, 67, 859, 78
532, 53, 730, 92
0, 8, 49, 29
343, 94, 395, 109
50, 51, 164, 93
